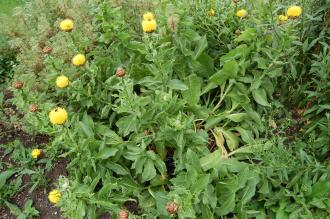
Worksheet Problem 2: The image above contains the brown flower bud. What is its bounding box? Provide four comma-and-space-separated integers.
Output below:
167, 15, 179, 32
29, 104, 39, 112
232, 0, 240, 3
166, 202, 179, 215
42, 46, 53, 54
47, 31, 55, 38
13, 81, 24, 89
118, 209, 129, 219
116, 67, 126, 77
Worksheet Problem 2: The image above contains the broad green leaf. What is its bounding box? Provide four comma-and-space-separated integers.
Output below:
97, 147, 119, 159
78, 121, 94, 138
4, 201, 21, 216
252, 88, 271, 107
194, 35, 208, 59
241, 176, 259, 205
235, 28, 257, 42
182, 74, 202, 105
191, 174, 210, 194
103, 129, 123, 145
226, 113, 248, 122
200, 150, 221, 171
116, 115, 138, 136
142, 159, 157, 182
217, 193, 236, 216
220, 45, 249, 62
167, 79, 188, 91
95, 125, 123, 145
209, 60, 239, 85
108, 163, 129, 175
0, 170, 16, 189
221, 129, 239, 151
76, 201, 86, 219
310, 181, 330, 198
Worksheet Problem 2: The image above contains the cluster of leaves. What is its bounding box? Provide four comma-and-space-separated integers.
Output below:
1, 0, 329, 218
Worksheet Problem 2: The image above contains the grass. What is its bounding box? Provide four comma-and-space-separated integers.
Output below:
0, 0, 24, 14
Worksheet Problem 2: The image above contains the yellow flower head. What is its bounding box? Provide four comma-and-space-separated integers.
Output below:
143, 12, 155, 20
49, 107, 68, 125
56, 75, 69, 88
287, 6, 302, 18
59, 19, 74, 32
48, 189, 61, 204
279, 15, 288, 22
31, 149, 42, 159
142, 19, 157, 33
236, 9, 248, 18
72, 54, 86, 66
208, 9, 215, 17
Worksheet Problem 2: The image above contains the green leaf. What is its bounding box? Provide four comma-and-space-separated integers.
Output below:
200, 150, 221, 171
116, 115, 138, 136
142, 159, 157, 182
76, 201, 86, 219
97, 126, 123, 145
4, 201, 22, 216
235, 28, 257, 42
167, 79, 188, 91
221, 129, 239, 151
182, 74, 202, 106
209, 60, 239, 85
108, 163, 129, 175
226, 113, 248, 122
97, 147, 119, 159
0, 170, 16, 189
217, 193, 236, 216
194, 35, 208, 59
252, 88, 270, 107
310, 181, 330, 199
78, 121, 94, 138
191, 174, 210, 194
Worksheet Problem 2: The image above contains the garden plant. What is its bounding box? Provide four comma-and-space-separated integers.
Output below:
0, 0, 329, 218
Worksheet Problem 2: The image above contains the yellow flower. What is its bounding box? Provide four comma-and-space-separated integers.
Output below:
48, 189, 61, 204
236, 9, 248, 18
279, 15, 288, 22
143, 12, 154, 20
278, 15, 289, 24
56, 75, 69, 88
59, 19, 74, 32
142, 19, 157, 33
208, 9, 215, 17
49, 107, 68, 125
72, 54, 86, 66
31, 149, 42, 159
287, 6, 302, 18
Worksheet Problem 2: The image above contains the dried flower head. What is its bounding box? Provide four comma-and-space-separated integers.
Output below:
116, 67, 126, 77
166, 201, 179, 215
29, 104, 39, 112
167, 15, 179, 32
42, 46, 53, 54
13, 81, 24, 89
118, 209, 129, 219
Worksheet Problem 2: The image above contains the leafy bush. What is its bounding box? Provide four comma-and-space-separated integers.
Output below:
1, 0, 330, 218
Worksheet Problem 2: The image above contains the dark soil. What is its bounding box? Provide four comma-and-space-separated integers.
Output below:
207, 132, 217, 152
0, 89, 67, 219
